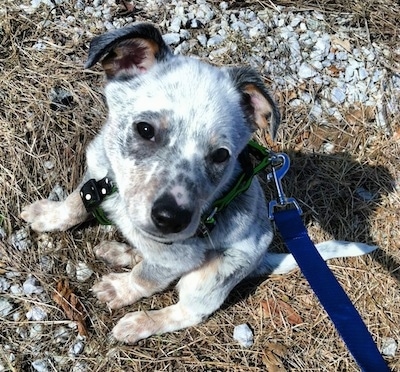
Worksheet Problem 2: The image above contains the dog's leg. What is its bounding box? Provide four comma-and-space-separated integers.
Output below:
111, 250, 257, 344
95, 241, 142, 268
92, 259, 183, 309
20, 188, 89, 232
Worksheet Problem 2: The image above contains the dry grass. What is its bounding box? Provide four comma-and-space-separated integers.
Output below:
0, 0, 399, 371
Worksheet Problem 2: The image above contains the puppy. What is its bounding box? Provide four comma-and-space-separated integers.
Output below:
21, 23, 376, 344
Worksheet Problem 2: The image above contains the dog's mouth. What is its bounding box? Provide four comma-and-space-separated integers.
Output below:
138, 226, 198, 244
137, 212, 202, 244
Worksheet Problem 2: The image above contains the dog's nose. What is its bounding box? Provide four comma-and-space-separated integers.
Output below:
151, 194, 192, 234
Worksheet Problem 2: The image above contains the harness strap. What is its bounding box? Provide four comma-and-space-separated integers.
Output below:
199, 140, 271, 236
273, 208, 389, 372
80, 177, 116, 225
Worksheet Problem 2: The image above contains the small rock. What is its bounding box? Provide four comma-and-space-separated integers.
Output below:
104, 21, 114, 31
32, 359, 50, 372
208, 47, 229, 60
162, 33, 181, 45
306, 18, 320, 31
66, 15, 75, 24
72, 361, 88, 372
290, 16, 302, 28
10, 228, 31, 251
13, 311, 22, 321
69, 339, 85, 356
0, 277, 10, 292
312, 34, 330, 59
197, 34, 207, 47
32, 40, 46, 51
174, 41, 190, 55
10, 284, 23, 294
289, 99, 304, 107
233, 323, 254, 347
39, 255, 54, 272
298, 63, 317, 79
381, 337, 397, 357
179, 29, 190, 41
326, 52, 335, 61
43, 160, 54, 170
371, 69, 384, 83
249, 25, 262, 38
358, 67, 368, 80
23, 275, 44, 295
299, 22, 307, 32
76, 262, 93, 282
75, 0, 84, 10
48, 184, 67, 201
0, 298, 13, 317
287, 38, 301, 61
310, 60, 323, 70
345, 65, 355, 82
207, 35, 224, 47
219, 1, 228, 11
321, 142, 335, 154
310, 103, 323, 118
66, 260, 76, 278
29, 323, 43, 339
335, 51, 348, 61
231, 21, 247, 32
26, 306, 47, 321
331, 87, 346, 104
169, 17, 182, 33
84, 6, 94, 15
54, 327, 71, 344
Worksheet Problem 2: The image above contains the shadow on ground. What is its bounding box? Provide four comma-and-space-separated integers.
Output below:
229, 148, 398, 305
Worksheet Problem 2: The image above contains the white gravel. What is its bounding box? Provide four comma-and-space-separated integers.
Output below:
233, 323, 254, 347
17, 0, 400, 136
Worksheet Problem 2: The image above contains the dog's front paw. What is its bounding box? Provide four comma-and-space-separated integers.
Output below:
95, 241, 142, 268
92, 272, 142, 309
20, 200, 68, 232
112, 311, 158, 344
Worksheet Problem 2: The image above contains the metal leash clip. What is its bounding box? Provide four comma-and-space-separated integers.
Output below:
267, 153, 302, 220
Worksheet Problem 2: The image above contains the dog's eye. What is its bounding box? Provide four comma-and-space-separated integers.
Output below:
136, 122, 155, 141
210, 148, 230, 163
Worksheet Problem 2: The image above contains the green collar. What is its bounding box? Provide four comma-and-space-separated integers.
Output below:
198, 140, 271, 237
80, 140, 272, 233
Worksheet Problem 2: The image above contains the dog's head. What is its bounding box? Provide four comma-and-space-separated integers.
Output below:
86, 23, 280, 243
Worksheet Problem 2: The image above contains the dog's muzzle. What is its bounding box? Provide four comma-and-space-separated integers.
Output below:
151, 193, 192, 234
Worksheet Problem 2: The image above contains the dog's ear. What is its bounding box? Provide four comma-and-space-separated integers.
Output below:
228, 67, 280, 140
84, 23, 172, 79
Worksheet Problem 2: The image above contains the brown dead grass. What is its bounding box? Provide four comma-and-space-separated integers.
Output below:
0, 0, 399, 371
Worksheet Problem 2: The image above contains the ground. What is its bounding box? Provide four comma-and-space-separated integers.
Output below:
0, 0, 399, 371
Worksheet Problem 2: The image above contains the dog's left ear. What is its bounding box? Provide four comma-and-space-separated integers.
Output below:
84, 23, 172, 79
228, 67, 280, 140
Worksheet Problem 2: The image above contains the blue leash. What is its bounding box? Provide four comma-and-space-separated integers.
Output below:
268, 153, 389, 372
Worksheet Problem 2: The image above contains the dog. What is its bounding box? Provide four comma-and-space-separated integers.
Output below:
21, 23, 376, 344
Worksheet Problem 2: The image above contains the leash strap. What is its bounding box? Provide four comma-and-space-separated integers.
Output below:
270, 155, 389, 371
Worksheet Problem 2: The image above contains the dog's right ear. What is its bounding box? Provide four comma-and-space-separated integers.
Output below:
84, 23, 172, 79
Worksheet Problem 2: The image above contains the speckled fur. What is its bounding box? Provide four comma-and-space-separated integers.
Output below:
21, 23, 377, 344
